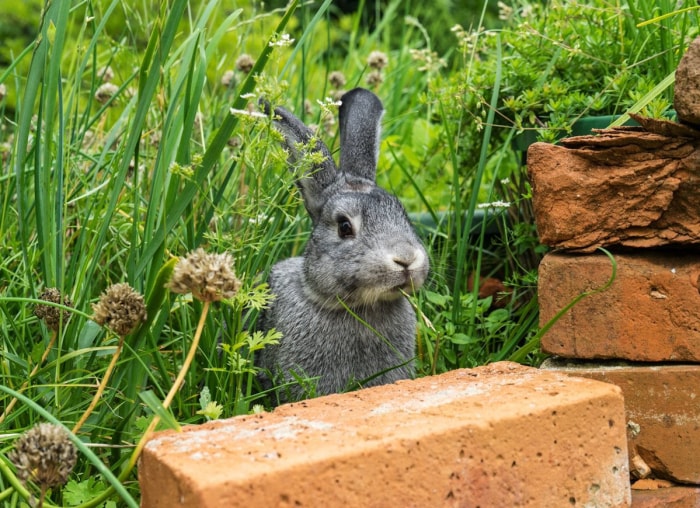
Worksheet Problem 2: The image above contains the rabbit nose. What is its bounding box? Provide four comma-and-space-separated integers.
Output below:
392, 247, 424, 270
393, 257, 411, 269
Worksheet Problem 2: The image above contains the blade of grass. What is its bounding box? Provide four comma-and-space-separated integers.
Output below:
608, 71, 675, 127
134, 0, 301, 275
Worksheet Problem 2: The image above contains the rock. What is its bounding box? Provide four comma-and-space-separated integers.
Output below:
674, 35, 700, 127
527, 128, 700, 252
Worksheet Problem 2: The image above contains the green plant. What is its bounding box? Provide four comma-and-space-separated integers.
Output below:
444, 0, 699, 144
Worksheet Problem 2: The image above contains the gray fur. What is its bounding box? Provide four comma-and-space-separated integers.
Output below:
258, 88, 429, 401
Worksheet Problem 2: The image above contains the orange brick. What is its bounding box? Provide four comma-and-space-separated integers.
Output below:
542, 359, 700, 484
632, 485, 700, 508
139, 362, 630, 507
538, 251, 700, 361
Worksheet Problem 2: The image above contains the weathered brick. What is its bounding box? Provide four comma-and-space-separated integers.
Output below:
527, 128, 700, 252
139, 362, 630, 507
632, 485, 700, 508
538, 251, 700, 361
542, 358, 700, 484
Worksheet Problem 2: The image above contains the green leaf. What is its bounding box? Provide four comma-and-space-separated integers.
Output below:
139, 390, 181, 432
63, 477, 106, 505
196, 401, 223, 421
78, 319, 103, 350
449, 333, 477, 345
199, 386, 212, 409
425, 291, 449, 306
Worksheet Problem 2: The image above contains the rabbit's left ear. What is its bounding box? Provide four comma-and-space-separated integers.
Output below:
262, 100, 339, 222
338, 88, 384, 182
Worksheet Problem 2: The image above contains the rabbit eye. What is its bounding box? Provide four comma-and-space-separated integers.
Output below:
337, 218, 354, 238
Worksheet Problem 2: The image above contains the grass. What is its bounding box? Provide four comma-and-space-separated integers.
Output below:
0, 0, 696, 505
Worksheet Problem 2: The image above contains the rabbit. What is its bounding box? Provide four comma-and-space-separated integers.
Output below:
257, 87, 429, 402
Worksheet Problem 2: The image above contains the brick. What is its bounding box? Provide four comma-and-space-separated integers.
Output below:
542, 358, 700, 484
538, 251, 700, 362
632, 485, 700, 508
139, 362, 630, 507
527, 129, 700, 252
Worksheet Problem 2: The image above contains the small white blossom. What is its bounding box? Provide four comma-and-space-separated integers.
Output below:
248, 213, 271, 225
477, 201, 511, 209
498, 1, 514, 21
230, 108, 267, 119
317, 97, 342, 108
316, 97, 343, 119
269, 33, 295, 48
240, 93, 256, 100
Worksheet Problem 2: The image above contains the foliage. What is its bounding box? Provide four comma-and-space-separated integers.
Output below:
438, 0, 699, 144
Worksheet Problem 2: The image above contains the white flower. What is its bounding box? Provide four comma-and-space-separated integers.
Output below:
477, 201, 511, 209
269, 33, 295, 48
230, 108, 267, 119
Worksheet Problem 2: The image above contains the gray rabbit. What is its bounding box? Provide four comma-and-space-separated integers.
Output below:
257, 88, 429, 401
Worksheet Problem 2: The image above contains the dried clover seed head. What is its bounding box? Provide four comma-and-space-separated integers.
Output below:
235, 54, 255, 74
94, 82, 119, 104
34, 288, 73, 331
92, 283, 147, 337
167, 248, 242, 302
98, 65, 114, 83
366, 69, 384, 87
9, 423, 77, 490
367, 50, 388, 70
221, 69, 234, 87
328, 70, 346, 89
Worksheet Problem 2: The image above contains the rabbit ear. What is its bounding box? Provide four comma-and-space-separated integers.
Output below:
263, 101, 339, 221
338, 88, 385, 182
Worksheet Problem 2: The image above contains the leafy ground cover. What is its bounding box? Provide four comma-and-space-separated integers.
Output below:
0, 0, 697, 505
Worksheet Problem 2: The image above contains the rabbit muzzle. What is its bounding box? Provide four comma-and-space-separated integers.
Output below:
388, 246, 429, 295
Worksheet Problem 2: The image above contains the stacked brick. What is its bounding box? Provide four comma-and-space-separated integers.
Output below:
527, 36, 700, 507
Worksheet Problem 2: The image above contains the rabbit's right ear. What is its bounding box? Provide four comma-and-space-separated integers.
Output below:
338, 88, 384, 182
262, 101, 338, 222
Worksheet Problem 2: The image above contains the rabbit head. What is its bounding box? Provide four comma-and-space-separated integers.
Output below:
267, 88, 429, 309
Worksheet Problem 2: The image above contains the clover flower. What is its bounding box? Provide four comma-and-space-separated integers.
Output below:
91, 283, 147, 337
0, 83, 6, 102
97, 65, 114, 83
366, 69, 384, 87
9, 423, 77, 493
367, 50, 388, 70
34, 288, 73, 331
221, 69, 235, 87
235, 54, 255, 73
328, 70, 346, 89
167, 248, 241, 302
94, 82, 119, 104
